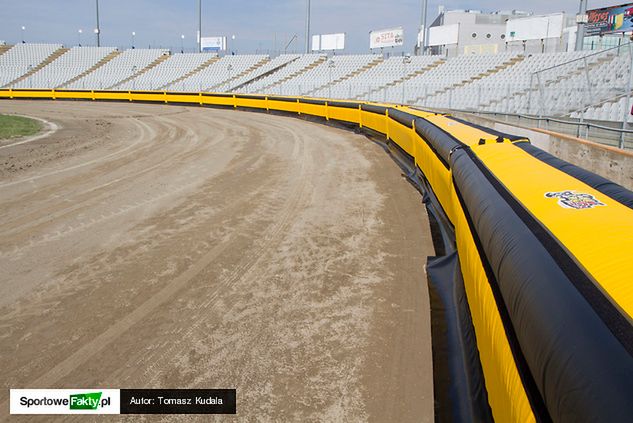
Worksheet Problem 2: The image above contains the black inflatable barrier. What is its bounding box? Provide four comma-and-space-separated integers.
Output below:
445, 115, 529, 142
427, 252, 493, 423
452, 147, 633, 423
412, 116, 463, 169
360, 103, 387, 115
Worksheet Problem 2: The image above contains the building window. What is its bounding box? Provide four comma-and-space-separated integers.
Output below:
486, 33, 491, 39
472, 33, 477, 38
501, 34, 506, 39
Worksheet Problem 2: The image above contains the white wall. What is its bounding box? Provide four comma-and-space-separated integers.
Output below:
506, 13, 564, 42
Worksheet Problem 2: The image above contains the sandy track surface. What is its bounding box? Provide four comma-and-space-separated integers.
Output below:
0, 101, 434, 422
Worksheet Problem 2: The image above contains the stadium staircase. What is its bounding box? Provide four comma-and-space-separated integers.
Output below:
228, 57, 300, 92
482, 50, 617, 112
158, 56, 220, 90
412, 55, 524, 105
261, 56, 327, 93
4, 46, 68, 88
109, 53, 170, 90
58, 50, 122, 89
207, 56, 269, 92
0, 44, 12, 57
306, 56, 384, 96
355, 58, 445, 100
541, 53, 618, 116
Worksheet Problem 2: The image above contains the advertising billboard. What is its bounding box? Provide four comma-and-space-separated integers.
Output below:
369, 27, 404, 49
201, 36, 226, 52
311, 33, 345, 51
428, 24, 459, 46
586, 3, 633, 36
505, 13, 564, 41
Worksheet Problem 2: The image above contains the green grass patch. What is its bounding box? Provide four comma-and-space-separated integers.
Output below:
0, 114, 42, 139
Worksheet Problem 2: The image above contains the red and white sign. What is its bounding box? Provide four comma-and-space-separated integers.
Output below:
370, 27, 404, 49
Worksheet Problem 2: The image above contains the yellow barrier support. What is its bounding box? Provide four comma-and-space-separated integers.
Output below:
412, 119, 417, 168
358, 104, 362, 128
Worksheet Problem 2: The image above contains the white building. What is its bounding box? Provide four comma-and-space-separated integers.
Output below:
425, 9, 587, 56
426, 9, 530, 56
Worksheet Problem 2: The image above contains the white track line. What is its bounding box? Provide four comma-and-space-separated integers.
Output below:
0, 114, 59, 151
0, 118, 149, 189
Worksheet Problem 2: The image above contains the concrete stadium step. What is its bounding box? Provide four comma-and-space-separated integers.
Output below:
469, 55, 524, 81
355, 58, 445, 100
229, 57, 300, 92
207, 56, 269, 92
158, 56, 220, 90
109, 53, 170, 90
0, 44, 12, 57
262, 56, 327, 92
58, 50, 121, 89
4, 46, 69, 88
306, 56, 384, 96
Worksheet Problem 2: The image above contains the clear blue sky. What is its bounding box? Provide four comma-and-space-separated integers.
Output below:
0, 0, 619, 54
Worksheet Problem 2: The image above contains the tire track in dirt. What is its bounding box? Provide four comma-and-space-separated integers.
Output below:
18, 120, 308, 391
0, 101, 434, 422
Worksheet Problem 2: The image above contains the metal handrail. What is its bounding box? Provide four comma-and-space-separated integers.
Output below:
565, 90, 633, 117
532, 42, 632, 76
411, 105, 633, 136
467, 110, 633, 134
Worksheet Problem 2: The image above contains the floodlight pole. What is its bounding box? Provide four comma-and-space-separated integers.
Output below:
420, 0, 428, 55
575, 0, 587, 51
95, 0, 101, 47
198, 0, 202, 53
305, 0, 311, 53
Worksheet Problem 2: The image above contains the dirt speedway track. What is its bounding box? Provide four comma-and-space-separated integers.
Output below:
0, 101, 433, 422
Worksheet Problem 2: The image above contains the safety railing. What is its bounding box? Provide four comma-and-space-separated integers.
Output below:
452, 109, 633, 150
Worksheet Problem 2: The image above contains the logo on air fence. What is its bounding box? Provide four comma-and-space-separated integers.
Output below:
545, 191, 605, 210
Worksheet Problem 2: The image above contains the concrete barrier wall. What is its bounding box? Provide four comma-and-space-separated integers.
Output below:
2, 89, 633, 423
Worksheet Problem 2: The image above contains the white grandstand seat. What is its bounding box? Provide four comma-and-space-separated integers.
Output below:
66, 48, 169, 90
270, 54, 381, 96
167, 54, 267, 92
117, 52, 217, 91
4, 43, 632, 123
311, 55, 442, 100
244, 54, 325, 93
14, 46, 116, 89
0, 43, 62, 87
220, 54, 300, 93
